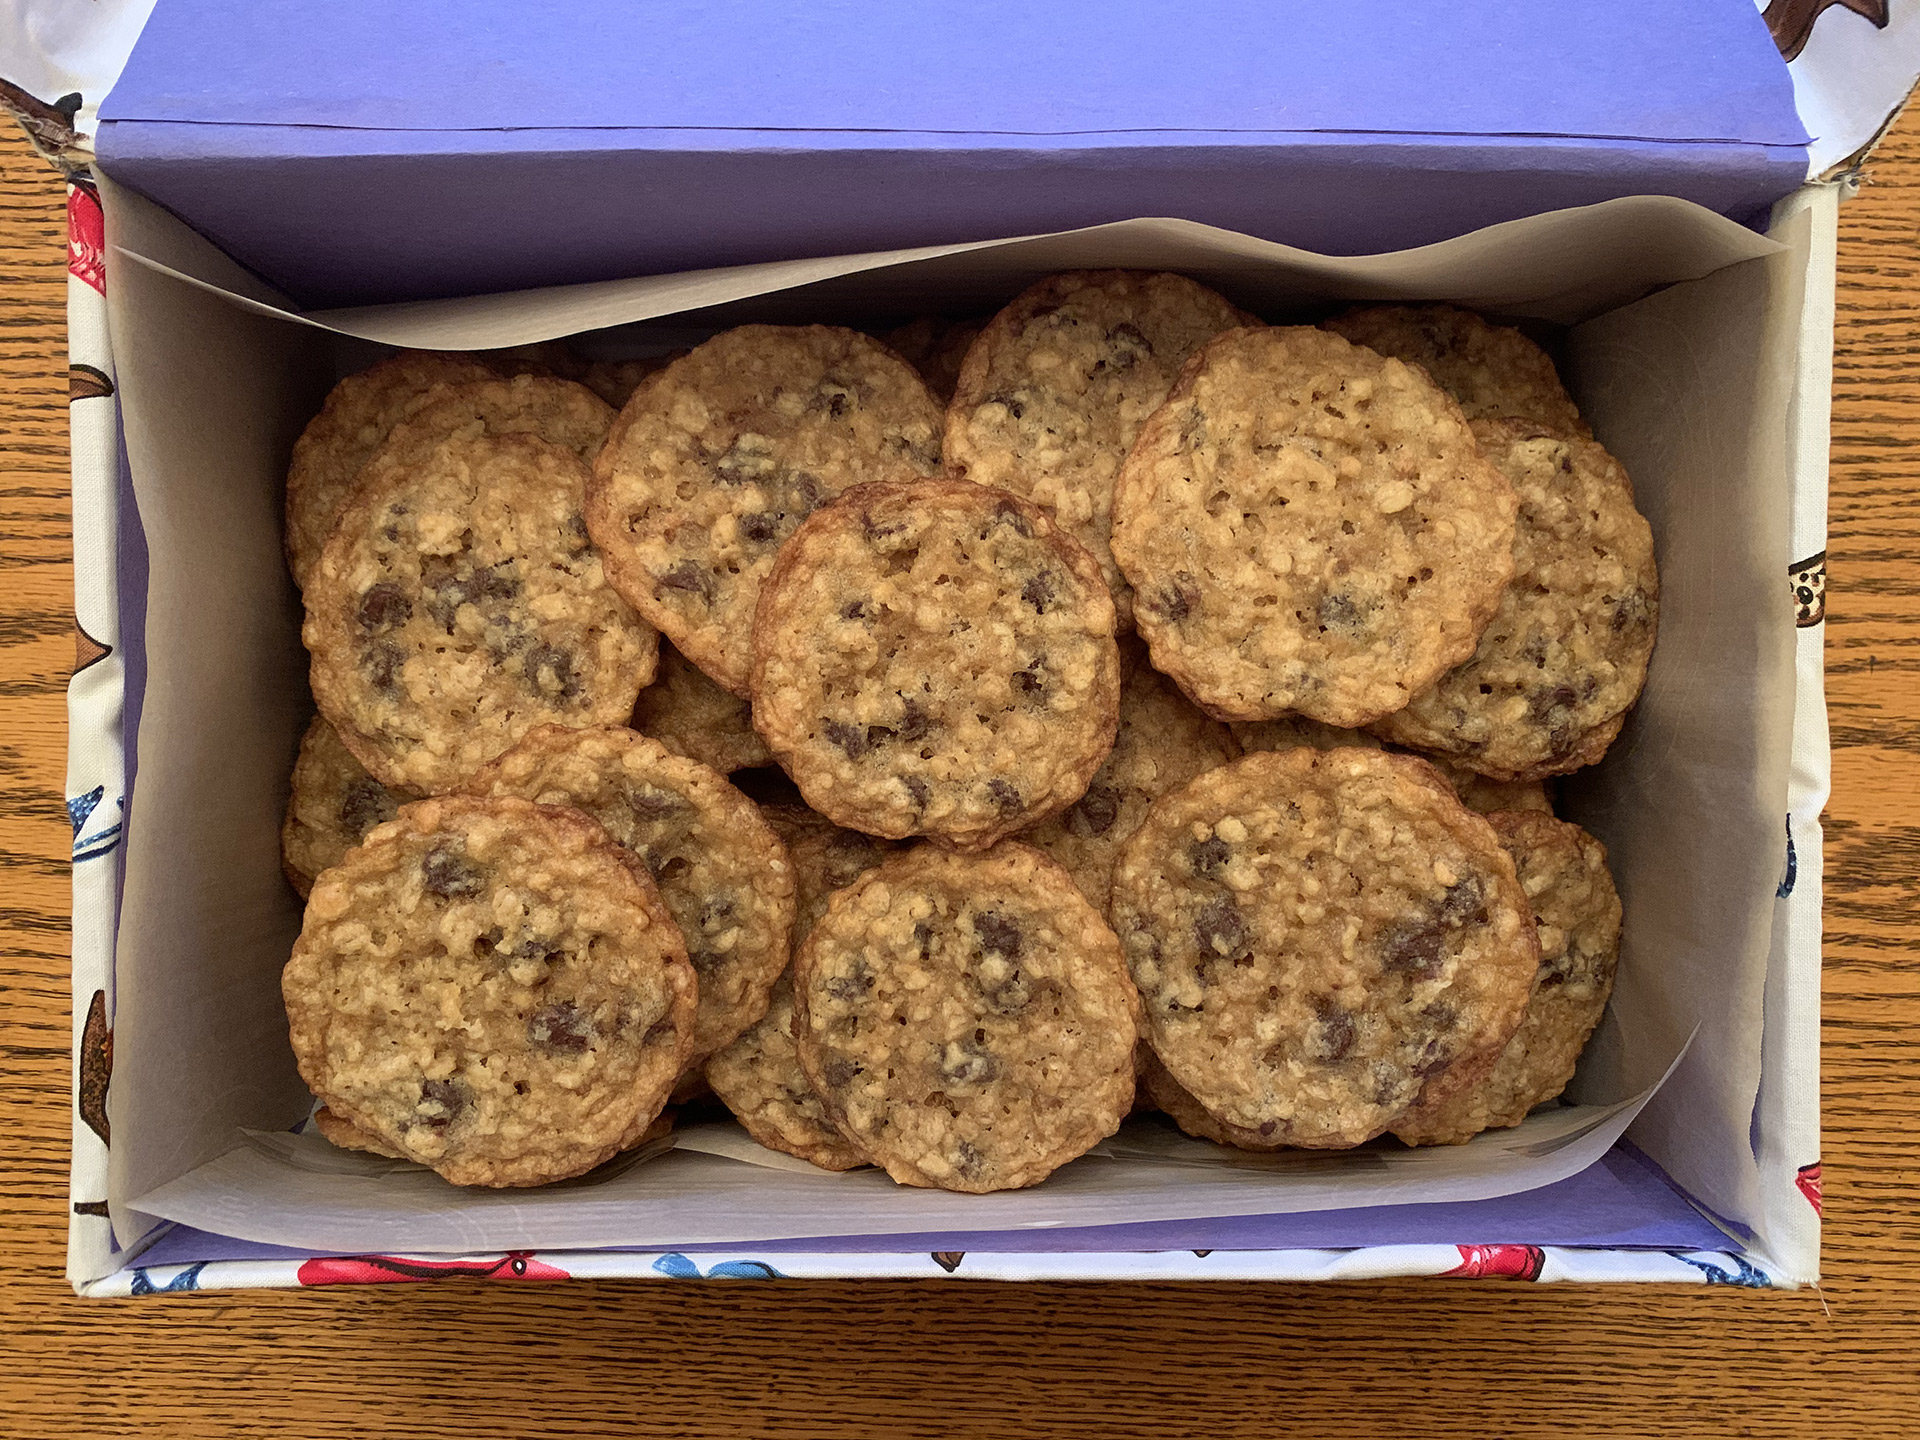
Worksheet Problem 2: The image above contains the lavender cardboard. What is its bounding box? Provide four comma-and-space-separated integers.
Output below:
96, 0, 1808, 304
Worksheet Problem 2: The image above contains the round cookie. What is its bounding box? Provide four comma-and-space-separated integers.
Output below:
462, 725, 795, 1064
354, 374, 614, 506
944, 271, 1256, 627
304, 432, 659, 793
281, 715, 409, 898
1394, 811, 1621, 1146
1023, 644, 1239, 912
1111, 325, 1518, 727
282, 794, 697, 1187
1321, 303, 1589, 435
793, 842, 1140, 1192
1370, 419, 1658, 780
630, 640, 772, 775
1137, 1047, 1288, 1151
587, 324, 944, 695
751, 478, 1121, 850
1110, 747, 1539, 1147
704, 807, 901, 1171
285, 350, 500, 589
882, 315, 986, 404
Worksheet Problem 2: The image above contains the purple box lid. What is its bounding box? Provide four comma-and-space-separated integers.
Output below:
96, 0, 1808, 305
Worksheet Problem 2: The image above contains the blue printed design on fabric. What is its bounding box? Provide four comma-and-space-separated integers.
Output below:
129, 1262, 208, 1295
1672, 1252, 1771, 1288
1776, 815, 1797, 899
68, 786, 124, 863
652, 1253, 783, 1280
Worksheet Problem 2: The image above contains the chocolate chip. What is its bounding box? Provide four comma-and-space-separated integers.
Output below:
821, 1056, 859, 1089
1103, 322, 1153, 371
987, 779, 1023, 815
1310, 999, 1356, 1063
825, 960, 874, 1002
897, 699, 934, 743
1067, 784, 1120, 837
523, 641, 581, 701
657, 559, 714, 598
1193, 896, 1250, 962
913, 919, 935, 959
937, 1041, 1000, 1088
740, 511, 783, 545
365, 641, 404, 694
902, 775, 930, 808
822, 719, 868, 759
338, 777, 396, 838
840, 599, 868, 620
421, 555, 520, 632
626, 785, 687, 822
1380, 879, 1485, 980
417, 1077, 469, 1130
528, 1001, 593, 1054
968, 963, 1033, 1016
699, 894, 736, 928
1153, 574, 1199, 624
814, 380, 853, 419
687, 949, 724, 977
711, 439, 773, 485
1529, 684, 1580, 724
1020, 570, 1057, 614
1317, 592, 1364, 634
1188, 836, 1229, 876
356, 582, 412, 633
422, 846, 486, 898
972, 910, 1024, 960
1610, 588, 1651, 635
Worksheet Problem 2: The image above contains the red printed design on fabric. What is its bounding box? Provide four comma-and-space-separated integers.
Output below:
1440, 1244, 1547, 1281
68, 183, 105, 294
1796, 1162, 1822, 1216
295, 1251, 571, 1286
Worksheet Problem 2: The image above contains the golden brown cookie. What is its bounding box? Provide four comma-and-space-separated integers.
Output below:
630, 640, 772, 774
1111, 747, 1538, 1147
1423, 758, 1554, 816
1228, 723, 1551, 815
882, 316, 987, 403
945, 271, 1256, 627
703, 807, 901, 1171
1023, 644, 1239, 911
283, 794, 696, 1187
1370, 420, 1658, 780
587, 325, 944, 695
284, 350, 499, 589
304, 432, 658, 794
1111, 325, 1518, 727
1136, 1047, 1289, 1151
1321, 304, 1589, 435
281, 715, 409, 898
1393, 811, 1621, 1146
793, 842, 1140, 1192
751, 478, 1121, 850
463, 725, 794, 1065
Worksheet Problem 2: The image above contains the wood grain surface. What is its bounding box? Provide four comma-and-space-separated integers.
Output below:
2, 107, 1918, 1436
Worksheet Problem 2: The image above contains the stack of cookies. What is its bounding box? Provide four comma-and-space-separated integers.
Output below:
279, 274, 1652, 1194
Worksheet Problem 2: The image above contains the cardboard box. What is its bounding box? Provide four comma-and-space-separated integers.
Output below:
20, 0, 1911, 1293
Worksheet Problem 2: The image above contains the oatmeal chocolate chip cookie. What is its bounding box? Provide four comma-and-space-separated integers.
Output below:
704, 807, 902, 1170
464, 725, 794, 1062
1111, 747, 1538, 1147
1137, 1046, 1289, 1151
1423, 757, 1553, 816
312, 1105, 406, 1159
1024, 643, 1238, 911
751, 478, 1121, 850
881, 315, 986, 403
281, 715, 409, 898
1112, 326, 1518, 727
283, 794, 697, 1187
1370, 420, 1656, 779
945, 271, 1256, 628
793, 841, 1140, 1192
304, 432, 659, 794
630, 640, 772, 774
285, 351, 499, 589
587, 325, 944, 695
1321, 303, 1589, 436
355, 374, 614, 502
1394, 811, 1620, 1146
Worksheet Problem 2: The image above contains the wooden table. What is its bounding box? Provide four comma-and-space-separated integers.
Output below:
2, 105, 1917, 1436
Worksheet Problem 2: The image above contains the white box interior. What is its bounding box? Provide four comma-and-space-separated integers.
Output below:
96, 179, 1804, 1254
